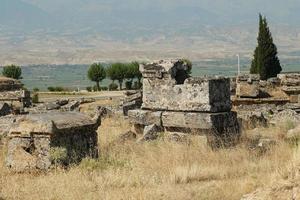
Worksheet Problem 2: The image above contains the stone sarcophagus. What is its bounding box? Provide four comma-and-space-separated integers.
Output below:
128, 60, 240, 147
141, 60, 231, 112
6, 111, 101, 171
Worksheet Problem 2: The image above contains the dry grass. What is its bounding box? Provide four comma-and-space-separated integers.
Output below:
0, 114, 299, 200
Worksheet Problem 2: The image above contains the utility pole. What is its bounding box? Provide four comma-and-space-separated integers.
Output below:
236, 54, 240, 75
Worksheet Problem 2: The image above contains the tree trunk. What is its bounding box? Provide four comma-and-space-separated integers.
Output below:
96, 81, 100, 91
119, 80, 123, 90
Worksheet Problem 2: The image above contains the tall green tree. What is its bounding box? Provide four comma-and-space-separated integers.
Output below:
2, 64, 22, 79
250, 14, 282, 80
131, 61, 142, 86
107, 63, 126, 90
87, 63, 106, 91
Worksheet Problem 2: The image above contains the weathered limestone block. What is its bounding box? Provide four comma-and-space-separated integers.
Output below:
278, 73, 300, 87
6, 111, 101, 171
237, 111, 268, 130
128, 109, 162, 126
61, 100, 80, 111
236, 74, 260, 98
6, 136, 51, 172
122, 91, 142, 116
142, 77, 231, 112
137, 124, 163, 142
0, 77, 23, 91
162, 111, 238, 130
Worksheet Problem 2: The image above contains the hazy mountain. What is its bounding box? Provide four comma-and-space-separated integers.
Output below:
0, 0, 57, 31
22, 0, 300, 26
1, 0, 300, 65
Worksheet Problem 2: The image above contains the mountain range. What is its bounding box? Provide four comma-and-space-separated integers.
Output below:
1, 0, 300, 65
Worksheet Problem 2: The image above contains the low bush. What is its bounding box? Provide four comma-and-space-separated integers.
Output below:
32, 93, 39, 103
100, 86, 108, 91
86, 86, 92, 92
125, 81, 132, 90
47, 86, 67, 92
33, 87, 39, 92
109, 83, 118, 91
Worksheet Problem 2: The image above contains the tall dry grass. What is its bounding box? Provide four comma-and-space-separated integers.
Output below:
0, 115, 298, 200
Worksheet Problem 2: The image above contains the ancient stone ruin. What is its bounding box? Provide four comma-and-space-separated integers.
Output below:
278, 73, 300, 103
233, 72, 300, 130
236, 74, 260, 98
6, 110, 101, 172
0, 77, 31, 114
121, 90, 142, 116
128, 60, 240, 147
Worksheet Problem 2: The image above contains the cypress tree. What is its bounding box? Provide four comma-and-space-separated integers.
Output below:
250, 14, 282, 80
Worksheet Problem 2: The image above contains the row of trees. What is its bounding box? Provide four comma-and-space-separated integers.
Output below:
88, 61, 142, 91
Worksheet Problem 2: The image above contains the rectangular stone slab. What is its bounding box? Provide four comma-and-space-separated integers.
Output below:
128, 110, 162, 126
162, 111, 238, 129
142, 77, 231, 112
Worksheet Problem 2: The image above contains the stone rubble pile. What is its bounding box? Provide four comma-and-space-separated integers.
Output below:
128, 59, 240, 147
278, 73, 300, 103
121, 90, 142, 116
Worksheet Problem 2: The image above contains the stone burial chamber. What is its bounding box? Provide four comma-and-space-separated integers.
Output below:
6, 110, 102, 172
128, 59, 240, 147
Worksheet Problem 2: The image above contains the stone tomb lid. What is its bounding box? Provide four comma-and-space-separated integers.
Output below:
8, 112, 98, 136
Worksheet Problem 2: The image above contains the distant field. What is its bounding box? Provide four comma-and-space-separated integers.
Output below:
19, 59, 300, 91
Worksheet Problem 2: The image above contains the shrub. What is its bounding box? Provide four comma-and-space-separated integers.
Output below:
47, 86, 66, 92
100, 86, 108, 91
33, 87, 39, 92
50, 147, 68, 165
32, 93, 39, 103
86, 86, 92, 92
125, 81, 132, 90
109, 83, 118, 91
2, 65, 22, 79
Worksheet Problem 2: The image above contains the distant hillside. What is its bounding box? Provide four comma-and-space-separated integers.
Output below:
0, 0, 55, 31
0, 0, 299, 65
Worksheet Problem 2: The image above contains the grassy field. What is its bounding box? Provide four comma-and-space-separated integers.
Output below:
0, 111, 299, 200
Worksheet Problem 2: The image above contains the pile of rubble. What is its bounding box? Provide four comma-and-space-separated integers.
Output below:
279, 73, 300, 103
0, 77, 31, 113
121, 90, 142, 116
234, 72, 300, 104
127, 60, 240, 147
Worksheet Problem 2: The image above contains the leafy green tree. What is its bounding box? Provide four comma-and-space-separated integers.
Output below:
87, 63, 106, 91
131, 61, 142, 87
2, 65, 22, 79
124, 63, 135, 80
107, 63, 126, 90
250, 14, 282, 80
